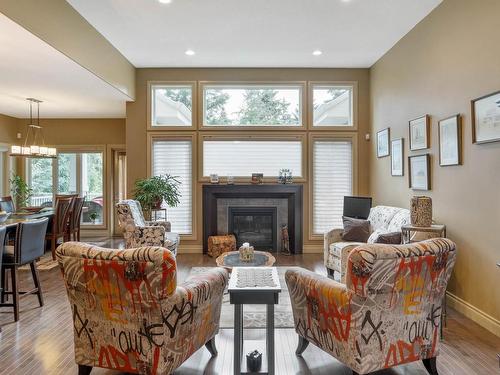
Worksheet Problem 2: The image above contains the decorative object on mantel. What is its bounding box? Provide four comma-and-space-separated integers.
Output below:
281, 224, 291, 255
376, 127, 390, 157
278, 169, 293, 184
251, 173, 264, 184
408, 154, 431, 190
410, 196, 433, 227
210, 174, 219, 184
133, 174, 181, 219
239, 242, 255, 262
439, 114, 462, 166
10, 98, 57, 158
471, 90, 500, 144
409, 114, 430, 151
227, 175, 234, 185
207, 234, 236, 258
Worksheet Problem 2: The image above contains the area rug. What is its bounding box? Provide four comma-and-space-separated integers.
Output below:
19, 252, 59, 271
188, 266, 298, 329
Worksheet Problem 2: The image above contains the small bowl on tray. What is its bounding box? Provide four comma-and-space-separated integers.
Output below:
0, 212, 12, 223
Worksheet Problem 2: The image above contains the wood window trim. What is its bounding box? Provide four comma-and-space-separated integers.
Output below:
308, 132, 358, 241
198, 132, 307, 184
308, 81, 358, 131
147, 81, 197, 131
198, 81, 307, 131
147, 132, 197, 241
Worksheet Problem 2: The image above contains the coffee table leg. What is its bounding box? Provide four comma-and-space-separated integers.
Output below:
267, 303, 275, 375
234, 304, 242, 375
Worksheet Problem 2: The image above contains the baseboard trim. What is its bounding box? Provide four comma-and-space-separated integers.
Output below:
178, 244, 203, 254
446, 292, 500, 337
302, 244, 323, 253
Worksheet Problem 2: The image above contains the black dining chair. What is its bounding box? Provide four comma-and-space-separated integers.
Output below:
0, 218, 49, 322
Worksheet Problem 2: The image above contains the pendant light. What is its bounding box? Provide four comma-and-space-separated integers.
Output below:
10, 98, 57, 158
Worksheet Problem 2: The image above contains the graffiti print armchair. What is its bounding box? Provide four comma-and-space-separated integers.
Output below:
287, 238, 456, 375
116, 199, 179, 255
56, 242, 228, 375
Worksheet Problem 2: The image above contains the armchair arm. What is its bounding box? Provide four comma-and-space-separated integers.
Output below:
146, 220, 172, 232
134, 225, 166, 247
159, 268, 229, 372
285, 268, 352, 357
324, 228, 344, 251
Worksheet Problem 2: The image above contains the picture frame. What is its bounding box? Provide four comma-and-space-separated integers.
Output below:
439, 114, 462, 166
408, 154, 430, 190
391, 138, 404, 176
377, 127, 390, 158
409, 115, 430, 151
471, 90, 500, 144
251, 173, 264, 184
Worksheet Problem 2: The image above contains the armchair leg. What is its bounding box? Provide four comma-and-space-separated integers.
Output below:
205, 337, 218, 356
295, 336, 309, 356
78, 364, 92, 375
422, 357, 439, 375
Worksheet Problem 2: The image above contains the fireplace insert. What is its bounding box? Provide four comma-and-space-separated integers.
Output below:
228, 207, 277, 251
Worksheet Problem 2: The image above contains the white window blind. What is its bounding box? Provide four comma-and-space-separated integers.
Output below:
203, 140, 302, 177
313, 140, 353, 234
152, 140, 192, 234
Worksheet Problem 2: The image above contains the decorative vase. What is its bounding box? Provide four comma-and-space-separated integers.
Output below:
410, 196, 432, 227
239, 242, 254, 262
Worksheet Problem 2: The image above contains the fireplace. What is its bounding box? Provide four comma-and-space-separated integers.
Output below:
228, 207, 278, 251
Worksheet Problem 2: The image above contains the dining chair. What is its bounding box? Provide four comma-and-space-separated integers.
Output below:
0, 218, 49, 322
66, 196, 85, 241
0, 196, 15, 213
46, 197, 72, 259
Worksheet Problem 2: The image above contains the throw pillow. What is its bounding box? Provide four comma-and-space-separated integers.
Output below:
374, 231, 402, 244
342, 216, 370, 242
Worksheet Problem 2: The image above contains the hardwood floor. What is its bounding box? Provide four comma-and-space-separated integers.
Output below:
0, 238, 498, 375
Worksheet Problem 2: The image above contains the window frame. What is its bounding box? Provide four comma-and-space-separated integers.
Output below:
25, 145, 107, 230
147, 81, 197, 130
308, 132, 358, 240
147, 132, 197, 240
198, 81, 307, 130
199, 132, 307, 183
309, 81, 358, 130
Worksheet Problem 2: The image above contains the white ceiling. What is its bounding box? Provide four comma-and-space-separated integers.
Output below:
67, 0, 441, 68
0, 13, 128, 118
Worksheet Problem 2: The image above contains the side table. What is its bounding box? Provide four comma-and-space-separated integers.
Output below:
401, 224, 447, 340
228, 267, 281, 375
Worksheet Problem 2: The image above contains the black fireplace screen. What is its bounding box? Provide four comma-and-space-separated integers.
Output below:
228, 207, 277, 251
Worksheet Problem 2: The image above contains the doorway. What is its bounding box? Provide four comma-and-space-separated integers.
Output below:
111, 150, 126, 236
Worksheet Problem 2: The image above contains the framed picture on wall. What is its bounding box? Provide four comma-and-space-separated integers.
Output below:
471, 90, 500, 144
439, 114, 462, 166
408, 154, 430, 190
409, 115, 430, 151
377, 127, 390, 157
391, 138, 404, 176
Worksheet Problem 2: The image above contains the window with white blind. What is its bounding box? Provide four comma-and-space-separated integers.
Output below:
312, 140, 353, 234
152, 140, 192, 234
203, 139, 303, 177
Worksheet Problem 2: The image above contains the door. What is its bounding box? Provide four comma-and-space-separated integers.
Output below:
112, 150, 127, 236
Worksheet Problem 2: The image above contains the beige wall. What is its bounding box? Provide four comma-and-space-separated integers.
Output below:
127, 68, 371, 252
370, 0, 500, 330
0, 113, 19, 143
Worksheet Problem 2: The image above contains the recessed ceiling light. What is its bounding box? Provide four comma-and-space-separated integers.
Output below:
158, 0, 172, 4
312, 50, 322, 56
185, 49, 195, 56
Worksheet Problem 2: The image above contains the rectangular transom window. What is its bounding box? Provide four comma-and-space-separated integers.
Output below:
203, 84, 302, 126
151, 84, 193, 126
312, 140, 353, 234
203, 139, 302, 177
152, 139, 193, 234
312, 85, 353, 127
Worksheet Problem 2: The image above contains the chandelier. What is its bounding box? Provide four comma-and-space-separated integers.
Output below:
10, 98, 57, 158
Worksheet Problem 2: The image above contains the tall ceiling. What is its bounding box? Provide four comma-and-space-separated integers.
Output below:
0, 13, 127, 118
68, 0, 441, 68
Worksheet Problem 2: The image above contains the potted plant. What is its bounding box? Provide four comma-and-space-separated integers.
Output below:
89, 212, 99, 224
10, 174, 32, 209
133, 174, 181, 217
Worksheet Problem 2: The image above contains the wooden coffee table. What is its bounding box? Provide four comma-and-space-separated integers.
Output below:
216, 251, 276, 269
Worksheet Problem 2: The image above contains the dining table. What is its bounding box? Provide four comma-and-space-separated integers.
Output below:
1, 209, 54, 228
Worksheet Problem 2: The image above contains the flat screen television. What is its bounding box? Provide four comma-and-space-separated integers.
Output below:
343, 196, 372, 220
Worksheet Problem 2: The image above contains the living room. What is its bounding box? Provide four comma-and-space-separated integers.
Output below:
0, 0, 498, 374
